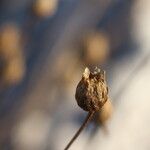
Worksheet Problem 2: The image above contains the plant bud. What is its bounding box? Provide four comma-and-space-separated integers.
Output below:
33, 0, 58, 18
82, 31, 110, 65
3, 57, 25, 85
75, 67, 108, 112
98, 98, 113, 124
0, 24, 21, 59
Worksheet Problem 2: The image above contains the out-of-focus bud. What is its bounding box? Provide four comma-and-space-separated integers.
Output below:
33, 0, 58, 18
82, 31, 110, 65
2, 56, 25, 85
0, 23, 26, 86
0, 24, 21, 59
98, 98, 113, 125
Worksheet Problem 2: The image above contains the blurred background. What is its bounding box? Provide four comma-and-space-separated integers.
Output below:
0, 0, 150, 150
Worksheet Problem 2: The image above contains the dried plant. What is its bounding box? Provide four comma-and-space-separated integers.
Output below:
82, 31, 110, 65
64, 67, 109, 150
96, 98, 113, 133
0, 24, 25, 86
32, 0, 58, 18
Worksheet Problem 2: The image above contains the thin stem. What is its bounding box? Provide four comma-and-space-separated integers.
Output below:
64, 111, 95, 150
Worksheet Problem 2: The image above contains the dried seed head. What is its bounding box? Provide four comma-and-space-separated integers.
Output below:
75, 67, 108, 112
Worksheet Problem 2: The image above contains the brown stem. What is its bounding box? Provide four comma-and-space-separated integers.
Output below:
64, 111, 95, 150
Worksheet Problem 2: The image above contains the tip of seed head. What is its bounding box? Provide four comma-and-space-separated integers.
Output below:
83, 67, 90, 79
94, 67, 100, 74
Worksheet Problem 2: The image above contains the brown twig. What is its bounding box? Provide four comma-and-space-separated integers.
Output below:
64, 111, 95, 150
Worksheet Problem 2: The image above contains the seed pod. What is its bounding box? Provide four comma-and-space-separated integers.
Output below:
75, 67, 108, 112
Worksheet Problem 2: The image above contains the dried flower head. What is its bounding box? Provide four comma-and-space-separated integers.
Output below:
65, 67, 109, 150
75, 67, 108, 112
